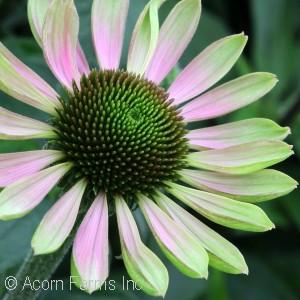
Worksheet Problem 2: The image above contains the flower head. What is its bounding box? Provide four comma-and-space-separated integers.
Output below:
0, 0, 297, 296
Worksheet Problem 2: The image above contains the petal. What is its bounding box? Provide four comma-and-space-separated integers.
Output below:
187, 140, 293, 174
0, 150, 63, 187
76, 43, 90, 76
145, 0, 201, 84
0, 42, 60, 115
181, 73, 278, 122
179, 169, 298, 202
0, 163, 71, 220
92, 0, 129, 70
115, 196, 168, 297
32, 179, 87, 255
169, 33, 248, 105
187, 118, 290, 150
28, 0, 89, 75
127, 0, 164, 75
27, 0, 51, 47
43, 0, 81, 89
0, 107, 57, 140
155, 192, 248, 274
71, 193, 109, 294
138, 194, 208, 279
167, 182, 275, 232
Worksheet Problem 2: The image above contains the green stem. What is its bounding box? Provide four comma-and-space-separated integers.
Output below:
2, 235, 73, 300
2, 209, 86, 300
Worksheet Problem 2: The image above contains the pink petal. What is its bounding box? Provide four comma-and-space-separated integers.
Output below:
167, 182, 275, 232
179, 169, 298, 203
0, 42, 60, 114
145, 0, 201, 84
0, 150, 63, 187
187, 140, 293, 174
186, 118, 290, 149
76, 43, 90, 76
92, 0, 129, 70
181, 73, 278, 122
127, 0, 163, 75
139, 194, 208, 278
28, 0, 53, 47
115, 195, 168, 296
0, 163, 71, 220
0, 107, 57, 140
72, 193, 109, 293
168, 33, 247, 105
154, 192, 248, 274
32, 179, 87, 255
28, 0, 89, 76
43, 0, 81, 89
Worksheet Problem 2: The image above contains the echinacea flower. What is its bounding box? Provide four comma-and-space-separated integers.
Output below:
0, 0, 298, 297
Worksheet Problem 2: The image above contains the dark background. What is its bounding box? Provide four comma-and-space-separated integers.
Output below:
0, 0, 299, 299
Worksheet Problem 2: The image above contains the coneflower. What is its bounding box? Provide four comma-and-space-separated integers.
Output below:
0, 0, 297, 296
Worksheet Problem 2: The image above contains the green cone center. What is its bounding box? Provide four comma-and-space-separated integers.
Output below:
51, 69, 188, 198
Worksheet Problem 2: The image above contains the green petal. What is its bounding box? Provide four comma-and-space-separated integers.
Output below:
70, 254, 89, 294
181, 72, 278, 122
28, 0, 51, 47
138, 194, 208, 278
169, 33, 248, 104
187, 118, 290, 150
155, 192, 248, 274
167, 182, 275, 232
115, 196, 168, 297
127, 0, 165, 75
180, 169, 298, 202
187, 140, 293, 174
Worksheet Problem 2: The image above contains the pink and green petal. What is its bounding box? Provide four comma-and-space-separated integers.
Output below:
0, 107, 57, 140
28, 0, 89, 75
115, 196, 168, 297
127, 0, 164, 75
0, 42, 60, 115
181, 73, 278, 122
72, 193, 109, 294
145, 0, 201, 84
167, 182, 275, 232
187, 118, 290, 150
32, 179, 87, 255
169, 33, 248, 105
76, 43, 90, 76
187, 140, 293, 174
43, 0, 81, 89
179, 169, 298, 202
0, 150, 63, 187
154, 192, 248, 274
92, 0, 129, 70
0, 163, 71, 221
138, 194, 208, 279
28, 0, 52, 47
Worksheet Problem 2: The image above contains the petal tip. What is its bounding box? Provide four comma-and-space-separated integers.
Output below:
242, 264, 249, 275
238, 31, 248, 41
269, 224, 276, 230
286, 126, 292, 135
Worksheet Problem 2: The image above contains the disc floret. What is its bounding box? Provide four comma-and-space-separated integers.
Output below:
51, 70, 188, 197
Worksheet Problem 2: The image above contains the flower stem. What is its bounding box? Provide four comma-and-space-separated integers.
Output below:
2, 237, 72, 300
2, 210, 86, 300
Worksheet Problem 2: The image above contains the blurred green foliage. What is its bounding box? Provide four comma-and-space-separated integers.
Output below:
0, 0, 299, 299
